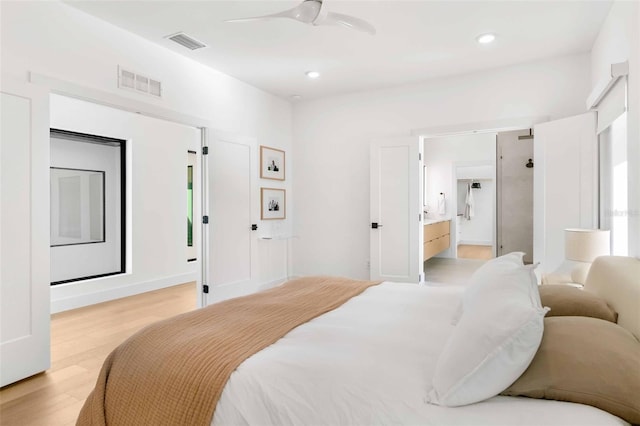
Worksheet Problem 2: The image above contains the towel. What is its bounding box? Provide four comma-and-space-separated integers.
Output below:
464, 183, 474, 220
438, 193, 446, 216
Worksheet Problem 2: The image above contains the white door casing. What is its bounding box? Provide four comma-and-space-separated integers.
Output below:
0, 78, 51, 386
203, 131, 259, 305
533, 112, 597, 274
370, 137, 423, 283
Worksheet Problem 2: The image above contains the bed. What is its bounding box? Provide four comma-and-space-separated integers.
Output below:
78, 255, 640, 426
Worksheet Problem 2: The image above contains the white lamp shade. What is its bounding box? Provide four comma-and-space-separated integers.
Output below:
565, 229, 611, 263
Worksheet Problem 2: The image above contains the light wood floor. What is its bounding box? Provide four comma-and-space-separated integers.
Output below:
0, 282, 196, 426
457, 244, 493, 260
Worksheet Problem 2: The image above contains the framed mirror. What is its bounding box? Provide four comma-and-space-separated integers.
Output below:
50, 167, 105, 246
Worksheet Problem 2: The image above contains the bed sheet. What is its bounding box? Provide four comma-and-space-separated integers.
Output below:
213, 282, 628, 426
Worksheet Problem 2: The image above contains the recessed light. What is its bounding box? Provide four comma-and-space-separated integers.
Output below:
305, 71, 320, 79
476, 33, 496, 44
290, 95, 302, 100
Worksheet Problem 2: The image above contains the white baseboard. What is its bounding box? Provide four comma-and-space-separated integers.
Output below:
51, 272, 198, 313
52, 274, 299, 313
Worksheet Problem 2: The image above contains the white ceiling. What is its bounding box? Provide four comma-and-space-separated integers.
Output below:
65, 0, 612, 101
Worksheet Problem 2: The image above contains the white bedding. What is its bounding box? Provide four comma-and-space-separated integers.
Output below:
213, 282, 628, 426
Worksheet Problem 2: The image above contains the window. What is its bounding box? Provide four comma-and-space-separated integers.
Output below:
187, 151, 197, 262
599, 112, 628, 255
187, 165, 193, 247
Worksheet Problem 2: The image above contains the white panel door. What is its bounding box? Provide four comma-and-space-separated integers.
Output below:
533, 112, 597, 274
1, 79, 51, 386
370, 137, 423, 283
203, 131, 258, 305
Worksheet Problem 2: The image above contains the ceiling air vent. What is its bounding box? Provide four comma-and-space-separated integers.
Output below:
118, 66, 162, 98
166, 32, 207, 50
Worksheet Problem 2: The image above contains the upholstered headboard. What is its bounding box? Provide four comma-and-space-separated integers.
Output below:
584, 256, 640, 340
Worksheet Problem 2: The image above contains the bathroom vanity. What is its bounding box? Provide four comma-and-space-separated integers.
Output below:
424, 219, 451, 261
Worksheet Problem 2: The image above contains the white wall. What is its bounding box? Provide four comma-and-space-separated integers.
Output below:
1, 1, 294, 310
457, 165, 494, 180
292, 53, 591, 279
590, 0, 640, 257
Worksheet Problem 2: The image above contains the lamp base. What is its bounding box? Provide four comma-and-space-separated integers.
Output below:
570, 262, 591, 285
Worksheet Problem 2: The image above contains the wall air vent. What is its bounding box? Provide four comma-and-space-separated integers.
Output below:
166, 32, 207, 50
118, 66, 162, 98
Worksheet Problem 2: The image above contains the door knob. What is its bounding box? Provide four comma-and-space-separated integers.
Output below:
371, 222, 383, 229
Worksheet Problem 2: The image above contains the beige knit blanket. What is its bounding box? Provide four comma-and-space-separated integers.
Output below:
77, 276, 381, 426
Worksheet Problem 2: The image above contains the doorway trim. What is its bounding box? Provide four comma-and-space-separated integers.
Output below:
411, 116, 549, 138
30, 73, 210, 128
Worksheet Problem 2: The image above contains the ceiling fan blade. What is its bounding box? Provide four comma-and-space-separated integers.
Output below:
224, 7, 298, 23
321, 11, 376, 35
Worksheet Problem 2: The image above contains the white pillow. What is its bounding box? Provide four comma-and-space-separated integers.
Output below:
450, 252, 534, 325
428, 260, 548, 407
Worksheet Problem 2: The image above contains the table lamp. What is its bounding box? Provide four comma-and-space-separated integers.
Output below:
564, 228, 611, 284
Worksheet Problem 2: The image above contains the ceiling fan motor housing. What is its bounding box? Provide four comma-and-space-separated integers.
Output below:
296, 0, 324, 24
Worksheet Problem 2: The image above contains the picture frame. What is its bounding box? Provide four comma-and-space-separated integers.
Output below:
260, 145, 285, 181
261, 187, 286, 220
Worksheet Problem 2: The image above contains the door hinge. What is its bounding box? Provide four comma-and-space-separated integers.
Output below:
419, 153, 422, 161
203, 215, 209, 224
203, 284, 209, 294
202, 146, 209, 155
419, 213, 422, 222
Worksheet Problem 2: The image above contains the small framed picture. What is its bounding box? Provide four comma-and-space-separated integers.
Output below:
260, 145, 285, 181
261, 188, 286, 220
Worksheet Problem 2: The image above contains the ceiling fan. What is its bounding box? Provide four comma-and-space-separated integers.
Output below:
225, 0, 376, 35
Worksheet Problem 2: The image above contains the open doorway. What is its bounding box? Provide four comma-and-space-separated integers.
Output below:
423, 132, 497, 263
49, 94, 203, 312
422, 126, 535, 272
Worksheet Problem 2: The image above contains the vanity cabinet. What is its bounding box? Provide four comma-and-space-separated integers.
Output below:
424, 220, 451, 261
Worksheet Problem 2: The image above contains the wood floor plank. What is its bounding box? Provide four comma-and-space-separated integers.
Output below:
0, 282, 196, 426
457, 244, 493, 260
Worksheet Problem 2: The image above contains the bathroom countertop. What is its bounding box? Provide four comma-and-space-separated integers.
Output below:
424, 217, 451, 226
